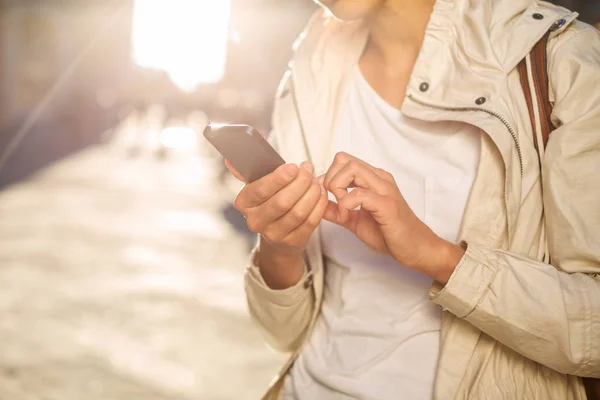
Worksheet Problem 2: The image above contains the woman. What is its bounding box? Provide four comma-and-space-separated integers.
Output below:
228, 0, 600, 398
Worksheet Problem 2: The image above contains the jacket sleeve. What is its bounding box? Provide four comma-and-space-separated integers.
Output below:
245, 248, 315, 353
430, 25, 600, 378
243, 68, 317, 353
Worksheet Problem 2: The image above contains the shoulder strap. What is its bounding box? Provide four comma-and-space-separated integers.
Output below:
518, 31, 600, 400
517, 31, 556, 152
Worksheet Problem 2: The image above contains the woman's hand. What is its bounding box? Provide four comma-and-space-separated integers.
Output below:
227, 160, 329, 289
321, 152, 465, 284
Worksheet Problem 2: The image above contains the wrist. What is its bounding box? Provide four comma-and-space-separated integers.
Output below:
432, 240, 466, 285
257, 237, 306, 290
405, 234, 465, 284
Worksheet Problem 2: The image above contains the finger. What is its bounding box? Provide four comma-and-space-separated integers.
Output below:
252, 161, 314, 226
323, 153, 388, 214
224, 160, 247, 183
323, 199, 370, 235
323, 200, 348, 226
267, 181, 323, 239
323, 201, 366, 235
329, 161, 389, 222
287, 183, 330, 240
323, 152, 352, 195
322, 152, 354, 223
325, 152, 394, 185
236, 163, 298, 209
337, 187, 390, 224
329, 160, 389, 197
324, 152, 386, 189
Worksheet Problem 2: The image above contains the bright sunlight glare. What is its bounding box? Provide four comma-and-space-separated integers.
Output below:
132, 0, 231, 91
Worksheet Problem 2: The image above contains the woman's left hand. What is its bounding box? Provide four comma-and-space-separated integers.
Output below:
321, 152, 465, 284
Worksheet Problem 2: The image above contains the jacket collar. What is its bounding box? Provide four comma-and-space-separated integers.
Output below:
296, 0, 577, 80
287, 0, 576, 174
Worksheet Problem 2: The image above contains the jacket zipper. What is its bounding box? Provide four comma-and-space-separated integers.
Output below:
407, 94, 524, 176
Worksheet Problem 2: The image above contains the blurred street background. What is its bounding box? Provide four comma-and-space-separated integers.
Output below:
0, 1, 598, 399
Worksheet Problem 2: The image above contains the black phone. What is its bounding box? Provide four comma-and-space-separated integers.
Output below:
203, 124, 285, 183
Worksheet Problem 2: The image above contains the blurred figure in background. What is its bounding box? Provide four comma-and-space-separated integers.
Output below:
229, 0, 600, 399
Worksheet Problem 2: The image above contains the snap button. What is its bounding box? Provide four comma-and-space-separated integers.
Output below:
303, 275, 313, 289
550, 18, 566, 31
532, 13, 544, 20
419, 82, 430, 92
475, 96, 486, 105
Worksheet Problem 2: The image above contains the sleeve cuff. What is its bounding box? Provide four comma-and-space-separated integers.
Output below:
245, 248, 312, 308
429, 243, 499, 318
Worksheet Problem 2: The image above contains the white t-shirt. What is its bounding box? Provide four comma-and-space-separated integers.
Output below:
283, 66, 481, 400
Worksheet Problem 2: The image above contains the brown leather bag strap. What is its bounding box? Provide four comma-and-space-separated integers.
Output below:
517, 31, 556, 152
518, 31, 600, 400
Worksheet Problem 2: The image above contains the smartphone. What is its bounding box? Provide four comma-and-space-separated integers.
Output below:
203, 124, 285, 183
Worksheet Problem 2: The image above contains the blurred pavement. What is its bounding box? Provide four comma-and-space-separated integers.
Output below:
0, 115, 284, 400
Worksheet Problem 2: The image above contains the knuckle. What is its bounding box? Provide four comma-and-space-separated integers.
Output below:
334, 151, 348, 163
254, 184, 270, 201
262, 230, 280, 244
386, 172, 396, 184
304, 215, 319, 230
233, 195, 245, 211
274, 196, 293, 212
298, 173, 313, 186
353, 188, 366, 198
379, 168, 392, 178
275, 169, 291, 186
289, 207, 308, 223
281, 235, 303, 248
246, 218, 262, 233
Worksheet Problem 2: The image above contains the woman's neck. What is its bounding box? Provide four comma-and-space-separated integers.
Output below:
363, 0, 435, 75
358, 0, 436, 109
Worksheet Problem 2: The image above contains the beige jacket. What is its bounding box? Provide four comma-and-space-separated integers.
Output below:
244, 1, 600, 399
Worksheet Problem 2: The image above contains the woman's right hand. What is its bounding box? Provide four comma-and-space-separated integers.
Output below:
226, 160, 329, 288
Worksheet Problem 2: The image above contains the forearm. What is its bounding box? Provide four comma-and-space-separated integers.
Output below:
257, 236, 306, 290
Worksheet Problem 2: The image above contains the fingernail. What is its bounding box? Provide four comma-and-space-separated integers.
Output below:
317, 174, 325, 184
302, 161, 314, 173
320, 185, 326, 195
